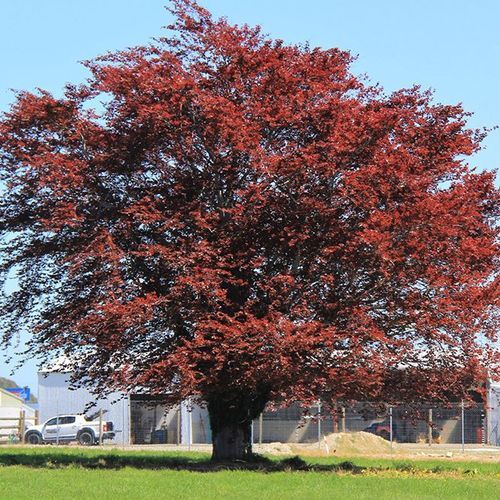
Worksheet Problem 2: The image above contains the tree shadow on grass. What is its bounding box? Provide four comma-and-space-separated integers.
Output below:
0, 451, 364, 473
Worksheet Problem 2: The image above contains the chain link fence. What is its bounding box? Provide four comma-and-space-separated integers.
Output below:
251, 402, 489, 448
129, 399, 181, 445
126, 399, 497, 449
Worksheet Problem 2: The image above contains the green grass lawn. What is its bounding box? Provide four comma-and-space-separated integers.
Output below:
0, 447, 498, 500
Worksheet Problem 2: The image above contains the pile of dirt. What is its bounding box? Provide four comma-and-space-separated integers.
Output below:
255, 442, 294, 455
291, 431, 394, 456
254, 432, 394, 456
320, 431, 394, 455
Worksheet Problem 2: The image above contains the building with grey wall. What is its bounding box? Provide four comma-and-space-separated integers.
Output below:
38, 370, 500, 446
39, 370, 194, 445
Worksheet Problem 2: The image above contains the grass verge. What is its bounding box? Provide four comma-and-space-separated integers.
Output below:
0, 447, 497, 499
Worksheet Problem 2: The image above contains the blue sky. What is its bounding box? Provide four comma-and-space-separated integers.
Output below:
1, 0, 499, 391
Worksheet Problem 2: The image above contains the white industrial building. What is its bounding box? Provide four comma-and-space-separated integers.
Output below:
38, 368, 500, 446
38, 370, 206, 445
488, 382, 500, 446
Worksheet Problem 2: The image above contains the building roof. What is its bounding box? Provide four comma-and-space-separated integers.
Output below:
0, 386, 25, 405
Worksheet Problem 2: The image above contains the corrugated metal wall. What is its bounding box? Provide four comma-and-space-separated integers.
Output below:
488, 383, 500, 446
38, 373, 500, 447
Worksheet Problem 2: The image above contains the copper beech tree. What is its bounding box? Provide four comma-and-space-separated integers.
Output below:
0, 1, 498, 459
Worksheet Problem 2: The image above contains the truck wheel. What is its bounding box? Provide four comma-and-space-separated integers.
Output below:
26, 431, 43, 445
77, 430, 95, 446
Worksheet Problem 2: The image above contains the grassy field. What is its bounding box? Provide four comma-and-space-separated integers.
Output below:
0, 447, 498, 499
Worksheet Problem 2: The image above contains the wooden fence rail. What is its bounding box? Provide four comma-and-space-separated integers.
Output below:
0, 410, 38, 444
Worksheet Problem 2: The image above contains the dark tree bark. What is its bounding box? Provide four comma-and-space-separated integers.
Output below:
207, 392, 268, 461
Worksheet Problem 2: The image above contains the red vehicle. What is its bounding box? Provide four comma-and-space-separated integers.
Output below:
364, 420, 396, 441
364, 419, 441, 443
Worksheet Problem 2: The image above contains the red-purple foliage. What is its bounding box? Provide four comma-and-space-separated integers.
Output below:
0, 1, 498, 458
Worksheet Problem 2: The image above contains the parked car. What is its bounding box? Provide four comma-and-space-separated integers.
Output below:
364, 419, 440, 443
364, 420, 399, 441
24, 413, 114, 445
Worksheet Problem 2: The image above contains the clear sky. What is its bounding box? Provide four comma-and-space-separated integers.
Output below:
1, 0, 499, 392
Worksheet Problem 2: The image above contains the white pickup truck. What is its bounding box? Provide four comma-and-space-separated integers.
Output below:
24, 413, 115, 445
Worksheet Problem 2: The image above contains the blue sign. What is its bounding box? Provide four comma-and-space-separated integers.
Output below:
5, 387, 30, 402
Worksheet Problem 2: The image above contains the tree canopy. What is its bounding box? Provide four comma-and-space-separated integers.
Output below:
0, 0, 498, 458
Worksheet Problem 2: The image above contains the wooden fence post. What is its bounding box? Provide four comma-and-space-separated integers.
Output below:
19, 410, 25, 444
259, 413, 263, 445
428, 408, 433, 446
99, 409, 103, 446
333, 401, 338, 433
176, 407, 181, 446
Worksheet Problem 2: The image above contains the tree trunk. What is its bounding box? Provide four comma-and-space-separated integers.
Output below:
212, 419, 252, 461
207, 391, 267, 461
